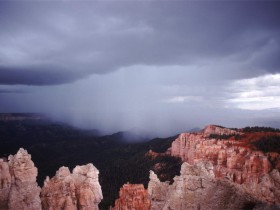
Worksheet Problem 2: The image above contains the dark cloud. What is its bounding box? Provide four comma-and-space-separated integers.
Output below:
0, 65, 87, 85
0, 1, 279, 85
0, 0, 280, 135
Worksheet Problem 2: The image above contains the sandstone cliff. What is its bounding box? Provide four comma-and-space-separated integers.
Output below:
0, 148, 41, 210
41, 164, 103, 210
110, 183, 151, 210
169, 125, 280, 204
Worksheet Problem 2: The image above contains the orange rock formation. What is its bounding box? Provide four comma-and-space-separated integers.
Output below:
111, 183, 151, 210
0, 149, 103, 210
41, 164, 103, 210
169, 125, 280, 204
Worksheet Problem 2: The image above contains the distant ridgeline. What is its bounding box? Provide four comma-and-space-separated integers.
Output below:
0, 113, 46, 121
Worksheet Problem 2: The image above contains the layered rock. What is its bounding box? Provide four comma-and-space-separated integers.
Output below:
111, 183, 151, 210
148, 161, 280, 210
0, 148, 41, 210
169, 125, 280, 204
170, 125, 242, 164
41, 164, 103, 210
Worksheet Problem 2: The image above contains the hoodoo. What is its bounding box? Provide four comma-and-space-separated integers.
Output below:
41, 164, 103, 210
111, 183, 151, 210
0, 149, 103, 210
0, 148, 41, 210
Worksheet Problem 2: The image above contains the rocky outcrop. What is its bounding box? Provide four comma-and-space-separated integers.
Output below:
0, 149, 103, 210
0, 148, 41, 210
203, 125, 240, 136
148, 161, 280, 210
147, 171, 169, 210
111, 183, 151, 210
41, 164, 103, 210
170, 125, 242, 164
169, 125, 280, 204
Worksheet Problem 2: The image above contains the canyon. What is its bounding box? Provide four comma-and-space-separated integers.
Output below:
0, 125, 280, 210
111, 125, 280, 210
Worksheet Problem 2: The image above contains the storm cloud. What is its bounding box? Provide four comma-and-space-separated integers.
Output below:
0, 0, 280, 136
0, 1, 280, 85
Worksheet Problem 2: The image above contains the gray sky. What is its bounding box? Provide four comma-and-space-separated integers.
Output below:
0, 0, 280, 136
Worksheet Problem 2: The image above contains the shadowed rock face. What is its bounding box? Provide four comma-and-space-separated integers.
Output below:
148, 161, 280, 210
111, 183, 151, 210
111, 162, 280, 210
0, 148, 41, 210
169, 125, 280, 205
41, 164, 103, 210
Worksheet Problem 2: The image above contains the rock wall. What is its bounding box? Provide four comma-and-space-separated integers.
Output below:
169, 125, 280, 204
171, 125, 242, 164
147, 171, 169, 210
0, 148, 41, 210
41, 164, 103, 210
111, 183, 151, 210
148, 161, 280, 210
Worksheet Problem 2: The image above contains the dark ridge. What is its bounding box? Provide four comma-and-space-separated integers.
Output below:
242, 126, 280, 133
147, 135, 178, 153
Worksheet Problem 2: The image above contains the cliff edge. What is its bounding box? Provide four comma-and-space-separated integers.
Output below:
169, 125, 280, 204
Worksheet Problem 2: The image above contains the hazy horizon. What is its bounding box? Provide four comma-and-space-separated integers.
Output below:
0, 1, 280, 137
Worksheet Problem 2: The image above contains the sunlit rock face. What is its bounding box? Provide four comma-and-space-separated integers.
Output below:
0, 149, 103, 210
171, 125, 242, 165
148, 161, 280, 210
41, 163, 103, 210
111, 183, 151, 210
0, 148, 41, 210
169, 125, 280, 205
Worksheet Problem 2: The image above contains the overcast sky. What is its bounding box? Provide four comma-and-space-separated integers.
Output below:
0, 0, 280, 136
